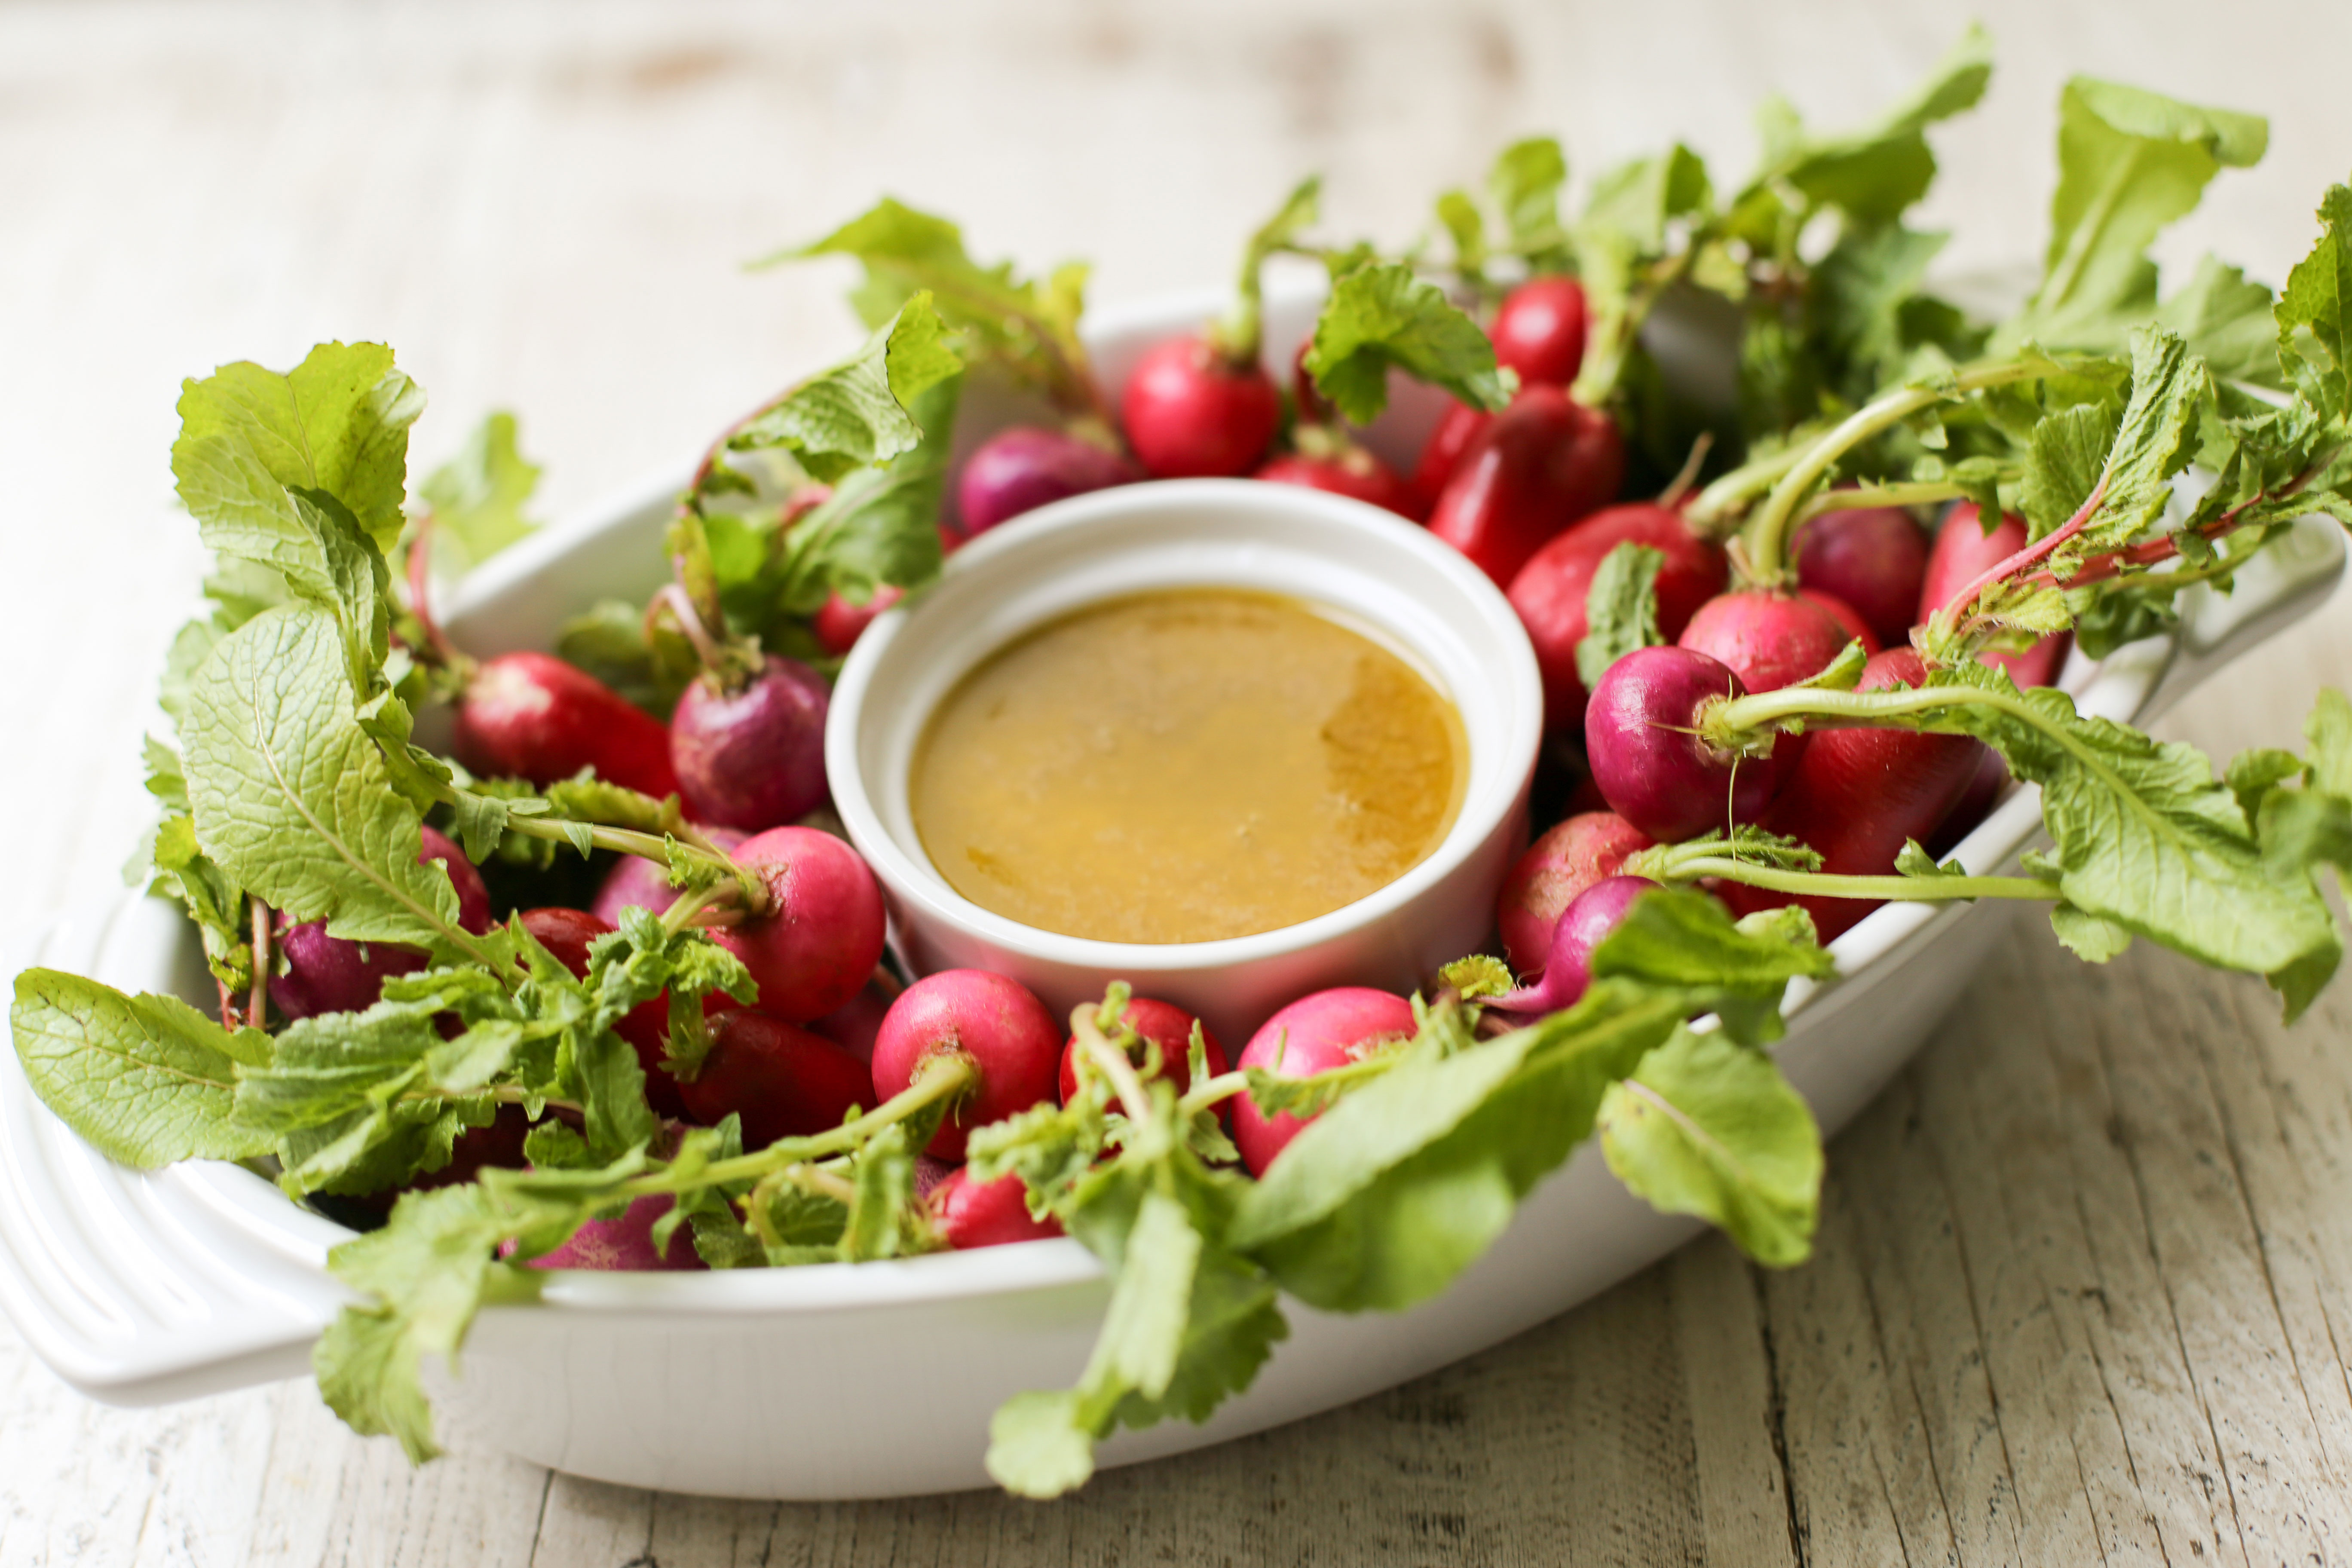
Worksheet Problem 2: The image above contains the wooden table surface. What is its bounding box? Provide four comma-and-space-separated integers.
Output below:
6, 2, 2352, 1562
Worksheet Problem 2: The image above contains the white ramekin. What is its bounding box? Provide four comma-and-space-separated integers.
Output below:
824, 480, 1544, 1046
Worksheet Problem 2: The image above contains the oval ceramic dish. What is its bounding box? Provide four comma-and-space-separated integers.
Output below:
0, 287, 2342, 1500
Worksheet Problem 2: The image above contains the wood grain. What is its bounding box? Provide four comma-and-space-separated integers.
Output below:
4, 1, 2352, 1562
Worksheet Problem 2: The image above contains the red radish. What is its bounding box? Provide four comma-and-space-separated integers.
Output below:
1289, 337, 1333, 426
711, 827, 887, 1024
516, 1194, 704, 1272
1411, 400, 1492, 510
1233, 988, 1416, 1177
1678, 590, 1855, 693
1795, 505, 1929, 646
871, 970, 1061, 1161
1497, 812, 1655, 977
269, 826, 492, 1020
1490, 276, 1590, 388
1506, 502, 1728, 730
517, 907, 688, 1120
669, 655, 831, 832
454, 651, 680, 799
1799, 588, 1880, 654
678, 1010, 874, 1148
956, 426, 1142, 536
1718, 647, 1989, 942
1488, 876, 1660, 1018
1057, 996, 1228, 1107
1919, 504, 2067, 688
1928, 748, 2010, 856
1428, 385, 1625, 587
590, 827, 748, 926
1584, 646, 1785, 844
807, 978, 897, 1066
1255, 449, 1419, 518
813, 585, 904, 656
1119, 337, 1281, 478
929, 1166, 1064, 1250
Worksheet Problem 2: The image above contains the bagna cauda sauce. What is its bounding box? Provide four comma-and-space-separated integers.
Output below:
910, 588, 1468, 944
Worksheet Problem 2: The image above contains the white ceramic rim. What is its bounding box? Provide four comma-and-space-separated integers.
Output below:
823, 477, 1544, 977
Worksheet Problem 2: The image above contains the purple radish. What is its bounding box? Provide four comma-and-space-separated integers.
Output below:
511, 1193, 704, 1272
1795, 505, 1929, 648
1487, 876, 1659, 1018
669, 656, 830, 833
590, 827, 749, 926
956, 426, 1142, 536
869, 969, 1061, 1161
1496, 812, 1654, 977
270, 825, 492, 1020
1232, 987, 1417, 1177
711, 827, 888, 1024
1584, 645, 1785, 844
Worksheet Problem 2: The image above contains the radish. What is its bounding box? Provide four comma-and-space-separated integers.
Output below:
453, 651, 681, 800
1677, 589, 1857, 693
929, 1166, 1064, 1250
1795, 504, 1928, 646
871, 970, 1061, 1161
812, 585, 904, 657
710, 826, 887, 1024
590, 826, 749, 926
1919, 503, 2067, 687
1487, 876, 1660, 1018
1057, 995, 1227, 1106
678, 1010, 874, 1148
1119, 337, 1281, 479
1928, 748, 2011, 856
1232, 987, 1416, 1177
1506, 502, 1728, 730
1489, 276, 1590, 388
1716, 647, 1989, 942
517, 906, 688, 1120
1255, 448, 1418, 518
957, 426, 1142, 536
517, 1194, 704, 1272
669, 655, 831, 832
269, 825, 492, 1020
1497, 811, 1655, 977
1584, 646, 1785, 844
807, 977, 897, 1066
1799, 588, 1880, 654
1410, 400, 1491, 511
1428, 384, 1624, 587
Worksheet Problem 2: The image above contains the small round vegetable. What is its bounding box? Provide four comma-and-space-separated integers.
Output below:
1119, 337, 1281, 478
1254, 450, 1419, 518
1490, 876, 1660, 1018
812, 586, 904, 657
669, 655, 830, 833
678, 1010, 873, 1149
1232, 988, 1416, 1177
1795, 504, 1929, 647
1489, 276, 1590, 388
1410, 400, 1492, 510
1497, 812, 1656, 977
806, 977, 897, 1066
269, 826, 492, 1020
1428, 385, 1625, 587
1718, 647, 1989, 942
957, 426, 1142, 535
517, 906, 687, 1120
1919, 503, 2067, 688
1799, 588, 1880, 654
517, 1194, 705, 1272
1584, 646, 1784, 844
455, 651, 680, 799
1677, 589, 1856, 693
870, 969, 1061, 1161
710, 827, 888, 1024
1057, 996, 1228, 1107
590, 827, 749, 927
928, 1166, 1064, 1250
1506, 502, 1728, 730
1928, 748, 2011, 856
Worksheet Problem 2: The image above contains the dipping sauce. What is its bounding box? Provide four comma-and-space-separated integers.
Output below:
910, 588, 1468, 944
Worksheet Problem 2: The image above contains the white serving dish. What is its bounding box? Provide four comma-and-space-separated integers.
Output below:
0, 287, 2341, 1501
827, 478, 1544, 1049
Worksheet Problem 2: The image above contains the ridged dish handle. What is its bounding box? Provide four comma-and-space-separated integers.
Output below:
2137, 512, 2346, 722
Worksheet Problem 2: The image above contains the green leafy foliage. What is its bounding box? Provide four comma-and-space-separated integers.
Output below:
2276, 184, 2352, 425
1574, 542, 1665, 689
419, 412, 541, 569
723, 295, 961, 485
1750, 22, 1992, 226
1304, 261, 1510, 425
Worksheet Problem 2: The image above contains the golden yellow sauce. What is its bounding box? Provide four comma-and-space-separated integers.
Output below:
910, 588, 1468, 944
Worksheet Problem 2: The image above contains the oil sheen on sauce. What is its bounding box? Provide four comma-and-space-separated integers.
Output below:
910, 588, 1468, 944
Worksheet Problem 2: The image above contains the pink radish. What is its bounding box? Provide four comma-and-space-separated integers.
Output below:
1497, 812, 1655, 977
1232, 988, 1417, 1177
1489, 276, 1590, 387
269, 825, 492, 1020
929, 1166, 1065, 1249
1678, 589, 1857, 693
515, 1194, 704, 1272
1584, 646, 1785, 844
1119, 337, 1282, 478
957, 426, 1142, 535
1507, 502, 1728, 731
1057, 995, 1227, 1106
710, 827, 887, 1024
1795, 504, 1929, 647
1487, 876, 1660, 1019
870, 970, 1061, 1161
813, 585, 905, 656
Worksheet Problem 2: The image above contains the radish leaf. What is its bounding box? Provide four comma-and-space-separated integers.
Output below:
418, 412, 541, 570
1304, 260, 1510, 424
1574, 542, 1665, 689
